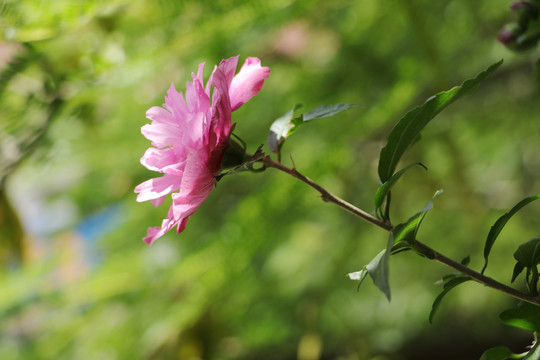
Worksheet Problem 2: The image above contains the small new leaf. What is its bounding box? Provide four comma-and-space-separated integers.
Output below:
429, 275, 471, 323
377, 60, 503, 183
481, 195, 540, 274
392, 189, 443, 248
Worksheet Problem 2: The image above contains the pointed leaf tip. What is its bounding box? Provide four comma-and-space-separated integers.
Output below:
377, 60, 503, 183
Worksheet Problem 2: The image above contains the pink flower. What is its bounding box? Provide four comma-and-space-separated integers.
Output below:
135, 56, 270, 245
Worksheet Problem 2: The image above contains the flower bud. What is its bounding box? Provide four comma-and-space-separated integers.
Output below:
497, 24, 522, 46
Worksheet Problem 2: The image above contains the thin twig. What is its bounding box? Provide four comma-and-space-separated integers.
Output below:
260, 154, 540, 306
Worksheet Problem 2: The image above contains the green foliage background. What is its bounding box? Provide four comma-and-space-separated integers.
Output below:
1, 0, 540, 359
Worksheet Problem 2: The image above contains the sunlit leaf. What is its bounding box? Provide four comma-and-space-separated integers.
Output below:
350, 235, 393, 301
366, 235, 393, 301
481, 195, 540, 274
500, 302, 540, 332
267, 104, 357, 154
429, 275, 471, 323
267, 105, 301, 153
377, 60, 503, 183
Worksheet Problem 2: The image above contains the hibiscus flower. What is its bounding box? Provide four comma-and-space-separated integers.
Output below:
135, 56, 270, 245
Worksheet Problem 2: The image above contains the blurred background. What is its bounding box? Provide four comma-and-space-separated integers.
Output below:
1, 0, 540, 359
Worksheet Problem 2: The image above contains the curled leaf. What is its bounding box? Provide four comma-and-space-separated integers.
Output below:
481, 195, 540, 274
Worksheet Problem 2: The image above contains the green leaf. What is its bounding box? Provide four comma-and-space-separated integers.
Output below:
479, 346, 517, 360
302, 104, 359, 121
377, 60, 503, 183
512, 262, 526, 283
347, 266, 368, 282
267, 104, 358, 154
514, 237, 540, 268
392, 189, 443, 247
481, 195, 540, 274
374, 162, 427, 218
366, 234, 393, 301
267, 105, 302, 153
350, 235, 393, 301
429, 275, 471, 323
500, 302, 540, 332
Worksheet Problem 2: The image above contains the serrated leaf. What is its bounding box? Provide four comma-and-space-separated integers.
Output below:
377, 60, 503, 183
392, 189, 443, 246
366, 234, 394, 301
374, 162, 427, 217
479, 346, 516, 360
500, 302, 540, 332
481, 195, 540, 274
429, 275, 471, 323
267, 104, 357, 154
302, 104, 358, 121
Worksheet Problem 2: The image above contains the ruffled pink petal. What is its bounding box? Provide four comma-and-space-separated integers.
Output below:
137, 56, 270, 245
171, 149, 216, 221
217, 56, 239, 89
209, 65, 233, 146
151, 196, 166, 207
135, 174, 181, 202
141, 123, 181, 149
164, 83, 189, 119
182, 112, 207, 150
140, 147, 184, 175
192, 62, 206, 86
143, 206, 176, 245
229, 57, 270, 112
146, 106, 175, 125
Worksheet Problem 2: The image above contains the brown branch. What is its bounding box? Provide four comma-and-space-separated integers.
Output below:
260, 154, 540, 306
